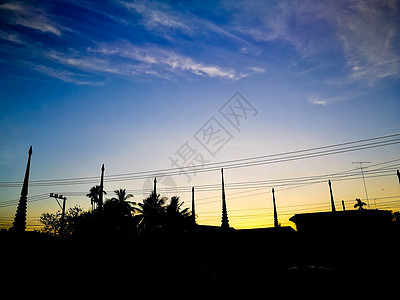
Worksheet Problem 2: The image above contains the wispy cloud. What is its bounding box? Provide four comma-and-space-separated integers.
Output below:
28, 63, 105, 85
0, 0, 255, 84
0, 1, 62, 35
230, 0, 400, 84
307, 94, 347, 106
87, 42, 246, 80
119, 0, 191, 32
118, 0, 248, 44
3, 0, 396, 91
335, 0, 400, 85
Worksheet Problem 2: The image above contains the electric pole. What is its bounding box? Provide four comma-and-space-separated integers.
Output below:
191, 187, 196, 225
49, 193, 67, 235
272, 188, 279, 228
353, 161, 371, 209
328, 180, 336, 212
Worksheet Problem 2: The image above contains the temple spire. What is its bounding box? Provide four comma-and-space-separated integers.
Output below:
221, 168, 230, 229
272, 188, 279, 228
328, 180, 336, 212
154, 177, 157, 196
11, 146, 32, 232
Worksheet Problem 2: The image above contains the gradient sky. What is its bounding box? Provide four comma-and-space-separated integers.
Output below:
1, 0, 400, 230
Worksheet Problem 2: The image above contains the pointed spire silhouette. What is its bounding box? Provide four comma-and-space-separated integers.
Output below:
154, 177, 157, 195
11, 146, 32, 232
272, 188, 279, 228
191, 187, 196, 225
98, 164, 105, 211
221, 168, 230, 229
328, 180, 336, 212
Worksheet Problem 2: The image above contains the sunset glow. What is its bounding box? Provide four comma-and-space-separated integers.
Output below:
1, 0, 399, 231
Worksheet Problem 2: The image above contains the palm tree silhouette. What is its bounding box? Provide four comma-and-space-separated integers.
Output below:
86, 185, 107, 211
135, 191, 167, 233
103, 189, 137, 233
110, 188, 134, 202
354, 198, 367, 210
106, 189, 137, 216
166, 196, 190, 218
166, 196, 192, 231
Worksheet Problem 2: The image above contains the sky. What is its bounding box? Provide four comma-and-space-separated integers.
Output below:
0, 0, 400, 230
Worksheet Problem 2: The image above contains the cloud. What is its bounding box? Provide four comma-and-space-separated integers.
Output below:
119, 0, 248, 44
0, 0, 265, 84
248, 66, 265, 73
88, 42, 245, 80
28, 63, 105, 85
0, 30, 24, 45
0, 1, 61, 35
307, 94, 348, 106
335, 0, 400, 85
229, 0, 400, 86
308, 97, 328, 106
120, 0, 191, 32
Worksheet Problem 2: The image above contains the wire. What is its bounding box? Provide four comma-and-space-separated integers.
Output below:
0, 133, 399, 187
0, 163, 398, 208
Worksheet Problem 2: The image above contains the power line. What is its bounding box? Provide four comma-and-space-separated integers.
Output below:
0, 162, 398, 209
353, 161, 371, 209
0, 133, 399, 187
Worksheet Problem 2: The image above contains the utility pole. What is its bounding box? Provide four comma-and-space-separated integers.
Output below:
191, 187, 196, 225
49, 193, 67, 235
353, 161, 371, 209
272, 188, 279, 228
328, 180, 336, 212
98, 164, 105, 211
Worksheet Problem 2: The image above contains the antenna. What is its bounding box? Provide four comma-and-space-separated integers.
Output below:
353, 161, 371, 209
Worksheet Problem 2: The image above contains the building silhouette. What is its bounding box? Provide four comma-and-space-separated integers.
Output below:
290, 209, 393, 234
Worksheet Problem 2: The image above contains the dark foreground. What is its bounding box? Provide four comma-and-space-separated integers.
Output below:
1, 228, 399, 292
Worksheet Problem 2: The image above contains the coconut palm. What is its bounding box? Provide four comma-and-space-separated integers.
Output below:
110, 188, 134, 203
105, 189, 137, 217
354, 198, 367, 210
103, 189, 137, 234
166, 196, 190, 218
166, 196, 192, 231
86, 185, 107, 211
135, 191, 167, 233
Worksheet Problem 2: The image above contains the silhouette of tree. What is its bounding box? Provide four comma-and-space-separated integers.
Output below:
354, 198, 367, 210
86, 185, 107, 210
166, 196, 192, 231
39, 205, 84, 236
135, 191, 167, 234
110, 188, 134, 202
106, 188, 137, 215
103, 189, 138, 235
39, 212, 59, 235
392, 211, 400, 224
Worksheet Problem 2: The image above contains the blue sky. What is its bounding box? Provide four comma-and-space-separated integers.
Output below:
1, 0, 400, 229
